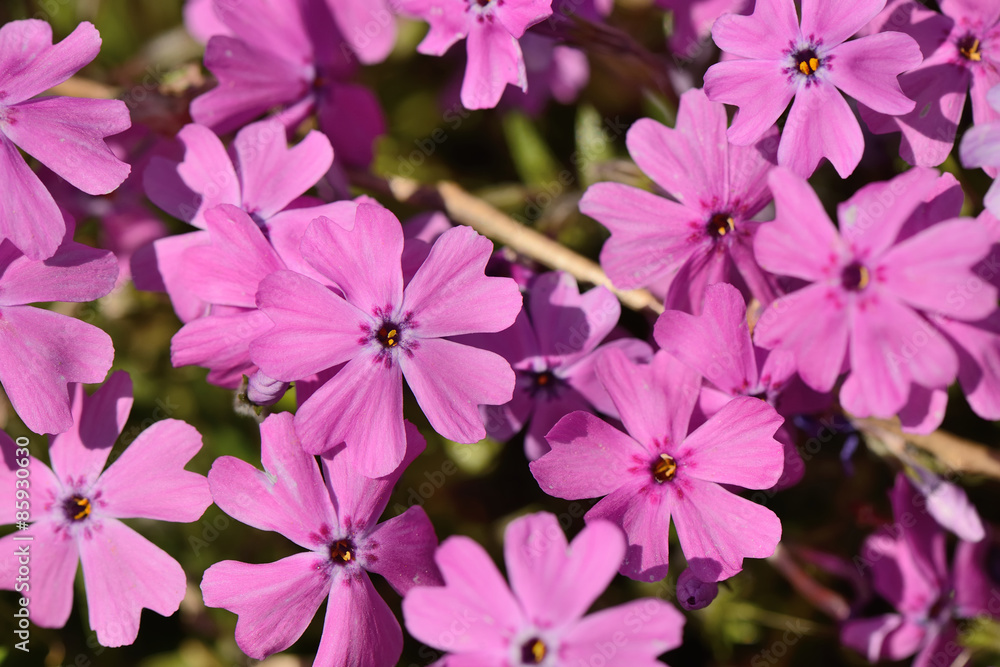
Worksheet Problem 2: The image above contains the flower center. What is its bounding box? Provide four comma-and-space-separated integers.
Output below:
651, 453, 678, 483
841, 261, 870, 291
330, 538, 355, 565
707, 212, 735, 239
520, 637, 547, 665
62, 495, 92, 522
376, 322, 400, 349
957, 33, 982, 62
534, 370, 555, 389
794, 48, 821, 76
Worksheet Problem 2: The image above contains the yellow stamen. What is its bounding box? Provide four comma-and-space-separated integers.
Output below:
73, 497, 91, 521
529, 639, 546, 663
961, 38, 982, 61
652, 454, 678, 483
798, 60, 811, 75
857, 265, 870, 290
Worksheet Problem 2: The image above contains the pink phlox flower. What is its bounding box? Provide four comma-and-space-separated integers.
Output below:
531, 349, 785, 583
190, 0, 385, 167
250, 203, 522, 477
468, 271, 653, 460
753, 167, 998, 431
861, 0, 1000, 167
580, 87, 779, 313
138, 119, 352, 324
200, 413, 441, 665
403, 511, 686, 665
841, 473, 992, 665
704, 0, 922, 177
0, 20, 131, 260
0, 372, 212, 646
392, 0, 554, 109
655, 282, 836, 489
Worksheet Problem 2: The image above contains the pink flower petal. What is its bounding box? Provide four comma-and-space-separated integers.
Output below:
0, 238, 117, 306
529, 272, 617, 361
897, 385, 948, 435
753, 284, 851, 393
208, 412, 336, 549
0, 523, 77, 628
531, 411, 649, 499
0, 135, 64, 260
95, 419, 211, 522
705, 59, 796, 146
585, 480, 672, 582
676, 396, 784, 489
937, 313, 1000, 420
860, 64, 969, 168
800, 0, 887, 46
780, 81, 863, 178
191, 36, 309, 135
403, 535, 523, 653
841, 614, 907, 663
505, 513, 625, 627
669, 479, 782, 581
172, 124, 241, 226
626, 90, 727, 214
404, 225, 521, 338
313, 571, 403, 667
0, 306, 113, 435
880, 218, 997, 320
3, 97, 130, 195
301, 205, 403, 316
522, 387, 590, 460
78, 518, 188, 647
235, 123, 333, 219
48, 372, 131, 490
321, 420, 425, 534
295, 349, 406, 477
404, 0, 469, 55
0, 21, 101, 104
462, 18, 526, 110
327, 0, 397, 64
654, 282, 758, 395
318, 80, 387, 168
185, 204, 285, 308
710, 0, 799, 60
201, 553, 332, 660
495, 0, 553, 37
252, 270, 367, 381
213, 0, 313, 62
841, 294, 957, 418
583, 182, 700, 290
170, 309, 270, 387
143, 155, 200, 224
141, 232, 211, 323
400, 337, 514, 443
560, 598, 685, 665
827, 33, 922, 116
363, 505, 443, 594
596, 349, 700, 451
836, 166, 940, 260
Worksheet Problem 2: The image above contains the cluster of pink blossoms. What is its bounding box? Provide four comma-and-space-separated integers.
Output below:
0, 0, 999, 664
